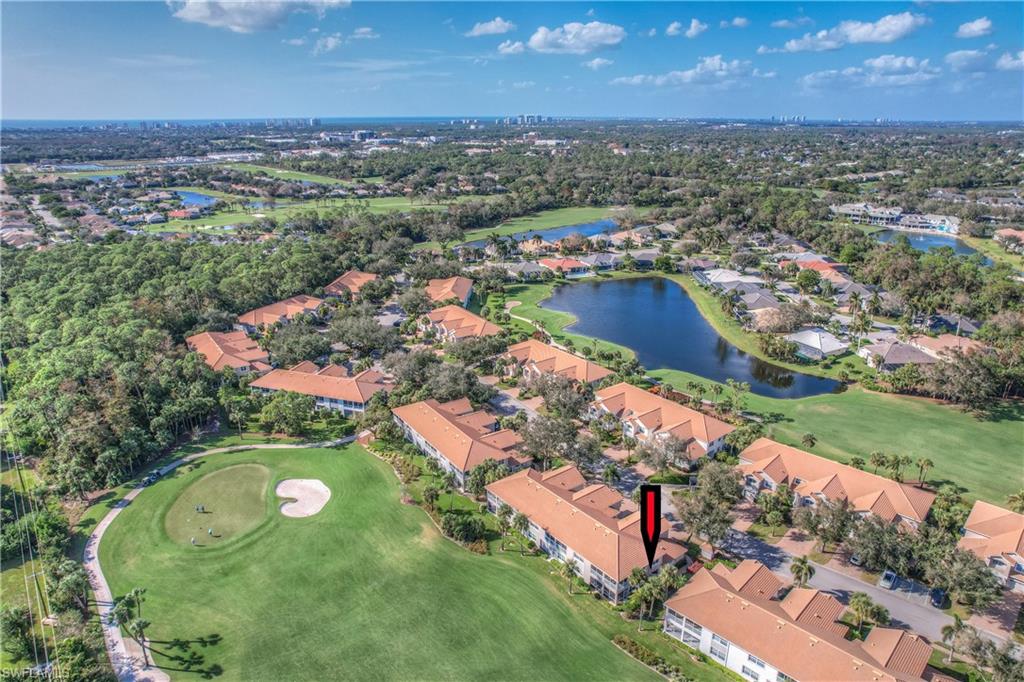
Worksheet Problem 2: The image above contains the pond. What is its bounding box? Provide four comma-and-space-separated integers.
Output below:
541, 277, 842, 399
463, 218, 618, 248
176, 190, 219, 208
874, 229, 980, 257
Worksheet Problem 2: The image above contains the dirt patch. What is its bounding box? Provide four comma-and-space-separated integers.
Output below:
276, 479, 331, 518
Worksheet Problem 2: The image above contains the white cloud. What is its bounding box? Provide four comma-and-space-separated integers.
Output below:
611, 54, 761, 88
527, 21, 626, 54
582, 57, 613, 70
313, 32, 344, 55
168, 0, 349, 33
465, 17, 516, 37
955, 17, 992, 39
586, 8, 595, 18
512, 80, 535, 89
684, 18, 707, 39
646, 28, 657, 38
666, 21, 683, 37
996, 50, 1024, 71
282, 37, 306, 46
351, 27, 379, 40
720, 17, 749, 29
497, 40, 525, 55
800, 54, 940, 90
771, 16, 813, 30
945, 49, 989, 73
762, 12, 928, 53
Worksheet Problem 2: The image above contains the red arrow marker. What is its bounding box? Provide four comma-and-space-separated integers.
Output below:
640, 484, 662, 570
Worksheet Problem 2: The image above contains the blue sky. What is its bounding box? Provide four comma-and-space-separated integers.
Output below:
3, 1, 1022, 121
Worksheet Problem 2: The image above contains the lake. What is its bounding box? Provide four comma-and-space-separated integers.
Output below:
176, 190, 218, 207
463, 218, 618, 248
541, 277, 842, 399
874, 229, 979, 257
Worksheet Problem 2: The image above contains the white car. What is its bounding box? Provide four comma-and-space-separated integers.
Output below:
879, 569, 898, 590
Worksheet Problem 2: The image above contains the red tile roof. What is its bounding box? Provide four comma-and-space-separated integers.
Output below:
237, 295, 323, 328
324, 270, 378, 296
250, 365, 392, 404
186, 330, 270, 372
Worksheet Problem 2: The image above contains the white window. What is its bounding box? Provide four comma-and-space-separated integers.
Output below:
709, 634, 729, 662
741, 666, 760, 681
748, 654, 765, 668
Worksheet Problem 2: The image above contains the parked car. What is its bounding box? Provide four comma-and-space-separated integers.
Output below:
879, 569, 898, 590
849, 554, 864, 567
930, 588, 947, 608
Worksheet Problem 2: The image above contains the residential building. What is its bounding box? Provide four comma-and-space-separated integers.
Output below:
485, 464, 686, 602
857, 341, 938, 372
664, 562, 932, 682
503, 339, 612, 385
425, 276, 474, 306
538, 257, 591, 278
738, 438, 935, 528
324, 269, 378, 297
235, 295, 325, 333
907, 334, 987, 360
250, 364, 393, 416
830, 203, 961, 234
392, 398, 529, 489
590, 382, 735, 460
421, 305, 502, 341
579, 252, 623, 270
926, 313, 981, 337
784, 327, 849, 360
694, 268, 765, 291
958, 501, 1024, 592
186, 330, 271, 374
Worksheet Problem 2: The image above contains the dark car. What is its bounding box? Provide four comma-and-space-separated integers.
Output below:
930, 588, 947, 608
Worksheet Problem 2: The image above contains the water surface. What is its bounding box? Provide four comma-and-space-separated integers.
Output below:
464, 218, 618, 248
542, 277, 841, 399
874, 229, 979, 257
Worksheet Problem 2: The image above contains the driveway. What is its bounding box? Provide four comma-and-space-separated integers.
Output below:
481, 376, 543, 419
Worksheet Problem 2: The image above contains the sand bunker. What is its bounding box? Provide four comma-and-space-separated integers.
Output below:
276, 479, 331, 518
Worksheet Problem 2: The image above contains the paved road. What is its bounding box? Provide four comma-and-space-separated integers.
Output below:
488, 387, 539, 419
720, 530, 953, 642
83, 437, 354, 682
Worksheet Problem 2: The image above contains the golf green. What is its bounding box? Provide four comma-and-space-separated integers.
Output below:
100, 447, 659, 681
164, 463, 271, 546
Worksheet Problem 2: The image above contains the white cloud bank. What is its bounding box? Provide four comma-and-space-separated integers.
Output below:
168, 0, 349, 33
527, 21, 625, 54
955, 17, 992, 39
466, 17, 516, 37
611, 55, 772, 88
801, 54, 940, 90
759, 12, 928, 54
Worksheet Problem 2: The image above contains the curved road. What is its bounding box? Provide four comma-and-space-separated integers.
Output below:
83, 437, 355, 682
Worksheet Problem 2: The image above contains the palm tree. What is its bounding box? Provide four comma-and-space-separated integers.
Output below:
848, 592, 889, 635
1006, 490, 1024, 514
602, 463, 620, 486
127, 618, 152, 667
869, 451, 888, 475
513, 512, 529, 555
941, 614, 968, 663
790, 556, 815, 587
847, 291, 863, 314
497, 503, 512, 551
868, 291, 883, 316
560, 558, 578, 594
915, 457, 934, 488
850, 457, 866, 470
443, 471, 457, 511
126, 587, 147, 620
801, 432, 817, 449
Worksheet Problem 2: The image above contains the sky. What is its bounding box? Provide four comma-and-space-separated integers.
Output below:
2, 1, 1022, 121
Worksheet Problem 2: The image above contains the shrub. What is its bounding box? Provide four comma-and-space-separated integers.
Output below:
440, 513, 486, 543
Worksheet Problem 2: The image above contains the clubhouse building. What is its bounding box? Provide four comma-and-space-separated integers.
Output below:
392, 398, 530, 489
486, 464, 686, 603
664, 561, 933, 682
590, 382, 735, 460
503, 339, 612, 385
738, 438, 935, 529
249, 363, 393, 416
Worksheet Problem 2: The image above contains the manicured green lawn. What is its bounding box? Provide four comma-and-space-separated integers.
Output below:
221, 163, 353, 185
496, 273, 1023, 505
151, 194, 495, 233
163, 463, 271, 546
962, 235, 1024, 270
416, 206, 633, 250
100, 446, 669, 681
